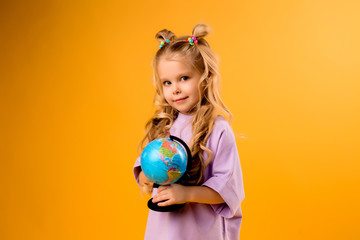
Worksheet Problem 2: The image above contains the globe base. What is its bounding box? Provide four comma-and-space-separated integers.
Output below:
147, 199, 185, 212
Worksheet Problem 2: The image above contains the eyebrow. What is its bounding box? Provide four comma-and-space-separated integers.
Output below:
159, 72, 192, 82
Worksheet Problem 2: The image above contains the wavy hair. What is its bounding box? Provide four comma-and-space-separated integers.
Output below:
139, 23, 232, 187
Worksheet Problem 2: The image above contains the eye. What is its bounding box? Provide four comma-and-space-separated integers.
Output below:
180, 76, 189, 81
163, 81, 171, 86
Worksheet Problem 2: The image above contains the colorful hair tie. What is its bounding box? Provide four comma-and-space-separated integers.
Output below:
186, 36, 198, 46
159, 39, 170, 48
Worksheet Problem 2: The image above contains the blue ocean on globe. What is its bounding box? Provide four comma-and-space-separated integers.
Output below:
141, 138, 187, 185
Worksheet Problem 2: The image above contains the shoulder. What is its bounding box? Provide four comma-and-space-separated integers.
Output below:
205, 116, 238, 163
213, 115, 233, 134
209, 115, 235, 144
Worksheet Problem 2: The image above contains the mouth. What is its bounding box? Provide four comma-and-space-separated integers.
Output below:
174, 97, 188, 103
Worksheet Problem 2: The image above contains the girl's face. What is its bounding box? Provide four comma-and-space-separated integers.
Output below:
157, 57, 201, 115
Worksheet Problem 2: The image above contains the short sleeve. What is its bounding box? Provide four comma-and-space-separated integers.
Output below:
202, 120, 245, 218
133, 156, 142, 186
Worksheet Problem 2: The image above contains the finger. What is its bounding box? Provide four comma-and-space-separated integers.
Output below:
152, 192, 170, 203
157, 199, 172, 207
152, 193, 166, 202
152, 197, 169, 203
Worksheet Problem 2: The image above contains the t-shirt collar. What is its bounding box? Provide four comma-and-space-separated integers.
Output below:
176, 112, 193, 123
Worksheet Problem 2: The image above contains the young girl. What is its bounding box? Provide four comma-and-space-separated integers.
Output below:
133, 24, 245, 240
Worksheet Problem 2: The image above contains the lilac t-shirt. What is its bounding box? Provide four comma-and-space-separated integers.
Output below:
133, 113, 245, 240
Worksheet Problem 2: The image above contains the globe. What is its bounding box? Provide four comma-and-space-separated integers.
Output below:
141, 138, 188, 185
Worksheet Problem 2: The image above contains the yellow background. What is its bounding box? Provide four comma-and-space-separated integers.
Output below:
1, 0, 360, 239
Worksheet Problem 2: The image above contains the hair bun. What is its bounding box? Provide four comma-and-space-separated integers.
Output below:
192, 24, 210, 39
155, 29, 176, 43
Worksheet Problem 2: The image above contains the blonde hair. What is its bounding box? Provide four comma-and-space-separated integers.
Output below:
140, 23, 232, 186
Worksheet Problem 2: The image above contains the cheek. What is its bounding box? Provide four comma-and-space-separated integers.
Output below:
191, 85, 201, 99
162, 88, 171, 102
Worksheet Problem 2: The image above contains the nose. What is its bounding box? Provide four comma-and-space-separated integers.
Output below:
172, 83, 181, 94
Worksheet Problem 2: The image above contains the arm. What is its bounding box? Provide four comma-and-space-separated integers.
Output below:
152, 184, 224, 207
187, 185, 225, 204
139, 170, 154, 195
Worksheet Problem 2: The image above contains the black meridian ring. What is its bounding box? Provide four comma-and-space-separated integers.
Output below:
169, 135, 192, 175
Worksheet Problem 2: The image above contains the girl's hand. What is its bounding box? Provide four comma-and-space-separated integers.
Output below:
152, 184, 189, 206
139, 171, 154, 195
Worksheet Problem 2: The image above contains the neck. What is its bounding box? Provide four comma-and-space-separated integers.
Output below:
176, 112, 194, 121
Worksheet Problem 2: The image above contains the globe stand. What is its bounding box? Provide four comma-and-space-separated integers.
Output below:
147, 135, 191, 212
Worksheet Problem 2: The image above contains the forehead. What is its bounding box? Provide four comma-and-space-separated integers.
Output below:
157, 57, 197, 79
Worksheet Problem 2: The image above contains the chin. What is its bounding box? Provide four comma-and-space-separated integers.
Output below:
177, 109, 188, 114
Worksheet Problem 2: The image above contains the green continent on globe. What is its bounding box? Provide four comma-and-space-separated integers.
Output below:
162, 167, 182, 185
159, 147, 176, 159
168, 169, 181, 181
167, 168, 182, 181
